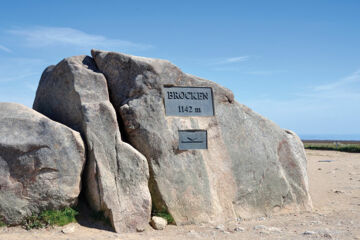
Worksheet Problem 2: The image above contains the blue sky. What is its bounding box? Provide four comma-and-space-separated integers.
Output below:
0, 0, 359, 137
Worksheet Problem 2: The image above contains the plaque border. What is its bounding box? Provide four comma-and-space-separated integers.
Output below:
178, 129, 208, 150
163, 86, 215, 117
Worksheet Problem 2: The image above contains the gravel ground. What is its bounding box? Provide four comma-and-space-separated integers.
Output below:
1, 149, 359, 240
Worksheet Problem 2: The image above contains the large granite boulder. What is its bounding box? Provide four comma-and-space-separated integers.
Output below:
91, 49, 313, 225
0, 103, 85, 225
33, 55, 151, 232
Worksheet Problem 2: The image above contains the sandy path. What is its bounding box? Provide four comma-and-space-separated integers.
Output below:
1, 149, 360, 240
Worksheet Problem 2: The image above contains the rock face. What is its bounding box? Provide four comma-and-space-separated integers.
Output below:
33, 55, 151, 232
0, 103, 85, 225
91, 49, 312, 225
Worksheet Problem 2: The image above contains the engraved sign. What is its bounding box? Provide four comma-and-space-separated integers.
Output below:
164, 87, 214, 116
178, 130, 207, 150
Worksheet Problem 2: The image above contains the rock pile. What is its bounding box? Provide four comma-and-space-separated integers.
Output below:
0, 49, 312, 232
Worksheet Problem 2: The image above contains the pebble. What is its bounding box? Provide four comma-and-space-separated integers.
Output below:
260, 231, 270, 235
61, 225, 75, 234
254, 225, 281, 233
310, 220, 322, 225
150, 216, 167, 230
267, 227, 282, 233
253, 225, 266, 230
333, 189, 344, 194
215, 224, 225, 231
323, 232, 333, 239
234, 226, 245, 232
303, 230, 317, 235
136, 227, 145, 232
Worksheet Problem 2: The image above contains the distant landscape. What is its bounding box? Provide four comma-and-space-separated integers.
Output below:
300, 134, 360, 141
302, 140, 360, 153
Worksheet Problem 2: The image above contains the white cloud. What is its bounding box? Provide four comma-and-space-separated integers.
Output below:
0, 58, 46, 108
208, 56, 249, 66
213, 68, 287, 74
213, 66, 241, 71
245, 70, 287, 75
225, 56, 249, 63
0, 72, 39, 82
0, 44, 12, 53
314, 69, 360, 91
0, 58, 45, 83
7, 26, 152, 50
244, 92, 360, 135
241, 68, 360, 135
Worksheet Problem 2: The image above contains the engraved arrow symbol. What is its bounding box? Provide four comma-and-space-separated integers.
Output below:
181, 137, 203, 144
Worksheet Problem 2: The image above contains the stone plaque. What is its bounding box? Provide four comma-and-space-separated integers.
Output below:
164, 87, 214, 116
178, 130, 207, 150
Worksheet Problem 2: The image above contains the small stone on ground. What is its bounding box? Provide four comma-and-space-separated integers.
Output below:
150, 216, 167, 230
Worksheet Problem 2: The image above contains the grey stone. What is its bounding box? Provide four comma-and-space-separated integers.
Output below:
215, 224, 225, 231
0, 103, 85, 225
310, 220, 322, 225
136, 226, 145, 232
322, 232, 333, 239
253, 225, 267, 230
150, 216, 167, 230
333, 189, 344, 194
318, 229, 333, 239
61, 225, 76, 234
91, 49, 312, 225
303, 230, 317, 235
33, 55, 151, 232
234, 226, 245, 232
267, 227, 282, 233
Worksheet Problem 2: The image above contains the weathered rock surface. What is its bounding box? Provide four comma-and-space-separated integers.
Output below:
91, 49, 313, 225
0, 103, 85, 225
150, 216, 168, 230
33, 56, 151, 232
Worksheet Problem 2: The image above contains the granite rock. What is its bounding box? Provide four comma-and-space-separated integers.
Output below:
91, 49, 312, 225
0, 103, 85, 225
150, 216, 168, 230
33, 55, 151, 232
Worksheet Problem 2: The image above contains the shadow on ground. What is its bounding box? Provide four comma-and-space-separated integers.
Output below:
74, 192, 114, 232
